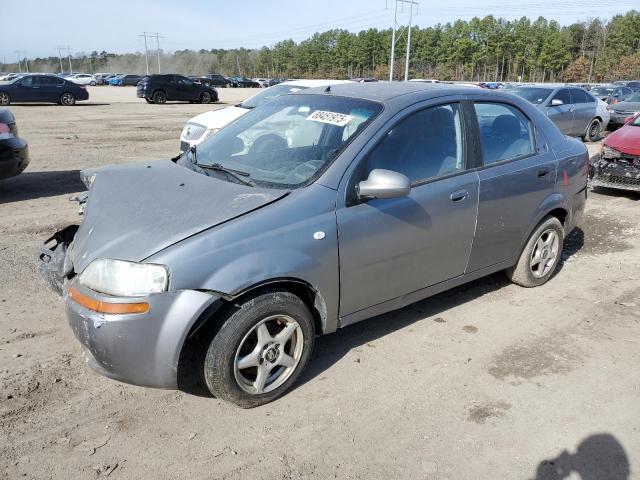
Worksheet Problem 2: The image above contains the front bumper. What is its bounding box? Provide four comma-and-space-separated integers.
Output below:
609, 111, 638, 126
65, 283, 219, 389
38, 225, 221, 389
589, 153, 640, 192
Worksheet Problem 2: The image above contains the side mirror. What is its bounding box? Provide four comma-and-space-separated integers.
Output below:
550, 98, 564, 107
357, 169, 411, 200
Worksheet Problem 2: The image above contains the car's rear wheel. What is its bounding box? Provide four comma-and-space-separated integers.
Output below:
204, 290, 315, 408
200, 92, 212, 104
152, 90, 167, 104
90, 81, 96, 86
506, 216, 564, 287
584, 118, 602, 142
60, 92, 76, 106
0, 92, 10, 105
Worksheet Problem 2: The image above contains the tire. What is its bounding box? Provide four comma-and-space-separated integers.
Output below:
60, 92, 76, 106
145, 98, 154, 104
506, 216, 564, 287
200, 91, 212, 104
152, 90, 167, 104
0, 92, 10, 106
204, 290, 315, 408
584, 118, 602, 142
90, 81, 96, 86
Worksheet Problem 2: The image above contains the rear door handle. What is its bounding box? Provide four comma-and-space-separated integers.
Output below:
450, 189, 469, 202
538, 167, 550, 177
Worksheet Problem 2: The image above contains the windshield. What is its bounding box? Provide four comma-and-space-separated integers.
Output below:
591, 87, 614, 95
240, 84, 309, 109
510, 87, 554, 104
624, 92, 640, 102
194, 94, 382, 189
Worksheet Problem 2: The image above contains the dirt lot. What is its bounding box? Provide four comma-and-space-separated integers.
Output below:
1, 86, 639, 479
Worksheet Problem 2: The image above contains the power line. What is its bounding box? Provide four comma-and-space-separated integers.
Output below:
139, 32, 163, 73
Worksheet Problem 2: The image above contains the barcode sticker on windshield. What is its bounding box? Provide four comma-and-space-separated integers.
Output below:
306, 110, 354, 127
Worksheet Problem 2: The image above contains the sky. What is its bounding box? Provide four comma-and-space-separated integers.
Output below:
1, 0, 638, 62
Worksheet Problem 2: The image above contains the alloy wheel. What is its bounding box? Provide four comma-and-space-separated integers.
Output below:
233, 315, 304, 395
0, 93, 9, 105
529, 228, 559, 278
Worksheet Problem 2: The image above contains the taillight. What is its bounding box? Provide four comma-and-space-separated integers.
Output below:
0, 123, 9, 134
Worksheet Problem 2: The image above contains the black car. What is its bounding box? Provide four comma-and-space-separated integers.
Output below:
137, 74, 219, 104
0, 108, 29, 179
120, 74, 144, 86
0, 74, 89, 106
190, 74, 231, 88
229, 76, 261, 88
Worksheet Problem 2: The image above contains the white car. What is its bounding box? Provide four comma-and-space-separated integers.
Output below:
253, 78, 270, 88
69, 74, 97, 86
409, 78, 440, 83
179, 79, 353, 152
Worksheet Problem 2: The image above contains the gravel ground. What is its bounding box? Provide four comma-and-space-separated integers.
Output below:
1, 86, 639, 479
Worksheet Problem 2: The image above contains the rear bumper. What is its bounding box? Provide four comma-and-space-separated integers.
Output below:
589, 153, 640, 192
0, 137, 29, 180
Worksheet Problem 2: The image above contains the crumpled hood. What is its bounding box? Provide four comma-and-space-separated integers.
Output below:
69, 160, 287, 274
604, 123, 640, 156
188, 105, 249, 130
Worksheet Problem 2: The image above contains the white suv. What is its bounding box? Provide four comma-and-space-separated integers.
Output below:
179, 79, 352, 152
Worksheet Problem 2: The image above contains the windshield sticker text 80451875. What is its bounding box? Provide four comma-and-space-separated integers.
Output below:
306, 110, 354, 127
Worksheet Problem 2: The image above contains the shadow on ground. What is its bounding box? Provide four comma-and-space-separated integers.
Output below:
532, 433, 629, 479
0, 170, 84, 204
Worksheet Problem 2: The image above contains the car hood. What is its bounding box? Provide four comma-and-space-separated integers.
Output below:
188, 105, 250, 130
611, 101, 640, 112
69, 160, 288, 273
604, 124, 640, 156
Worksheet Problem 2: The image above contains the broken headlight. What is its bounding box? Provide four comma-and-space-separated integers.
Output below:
602, 145, 623, 159
78, 259, 168, 297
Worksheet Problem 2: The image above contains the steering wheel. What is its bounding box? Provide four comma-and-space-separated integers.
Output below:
249, 134, 288, 155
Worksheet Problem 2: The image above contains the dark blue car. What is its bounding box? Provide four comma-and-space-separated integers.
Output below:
0, 74, 89, 106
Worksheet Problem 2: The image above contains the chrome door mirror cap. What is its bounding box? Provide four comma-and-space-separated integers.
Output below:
357, 169, 411, 200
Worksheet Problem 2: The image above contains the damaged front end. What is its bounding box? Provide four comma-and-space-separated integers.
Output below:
589, 149, 640, 192
38, 224, 79, 296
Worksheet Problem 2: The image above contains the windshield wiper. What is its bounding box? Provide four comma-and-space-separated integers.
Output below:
195, 162, 256, 187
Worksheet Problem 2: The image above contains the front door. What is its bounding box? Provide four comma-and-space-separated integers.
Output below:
175, 76, 196, 101
545, 88, 574, 135
337, 101, 479, 318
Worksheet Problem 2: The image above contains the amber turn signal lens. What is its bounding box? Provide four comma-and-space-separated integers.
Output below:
68, 287, 149, 314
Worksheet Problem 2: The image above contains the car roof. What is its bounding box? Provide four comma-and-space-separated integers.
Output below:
281, 79, 353, 88
299, 81, 479, 102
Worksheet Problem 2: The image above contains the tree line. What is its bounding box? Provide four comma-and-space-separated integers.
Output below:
4, 10, 639, 83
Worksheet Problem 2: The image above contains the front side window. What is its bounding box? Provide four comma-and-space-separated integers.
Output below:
20, 76, 34, 86
474, 103, 535, 165
552, 89, 572, 105
193, 94, 382, 188
362, 103, 465, 184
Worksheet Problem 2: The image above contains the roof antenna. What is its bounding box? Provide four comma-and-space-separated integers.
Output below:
324, 85, 331, 93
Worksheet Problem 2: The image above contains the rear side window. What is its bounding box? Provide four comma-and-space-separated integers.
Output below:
474, 103, 535, 165
363, 103, 465, 184
570, 88, 593, 104
552, 89, 572, 105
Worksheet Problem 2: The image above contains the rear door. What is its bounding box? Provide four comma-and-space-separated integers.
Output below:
546, 88, 574, 135
39, 76, 63, 102
337, 99, 480, 318
570, 88, 595, 136
466, 100, 557, 271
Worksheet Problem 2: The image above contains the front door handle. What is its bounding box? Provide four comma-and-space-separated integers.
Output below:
450, 189, 469, 202
538, 167, 550, 177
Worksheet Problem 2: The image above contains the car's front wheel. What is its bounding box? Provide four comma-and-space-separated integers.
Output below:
200, 91, 212, 104
0, 92, 10, 105
145, 98, 154, 104
506, 215, 564, 287
204, 290, 315, 408
584, 118, 602, 142
90, 81, 96, 86
60, 92, 76, 106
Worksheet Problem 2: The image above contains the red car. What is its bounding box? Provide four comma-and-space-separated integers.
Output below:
589, 113, 640, 192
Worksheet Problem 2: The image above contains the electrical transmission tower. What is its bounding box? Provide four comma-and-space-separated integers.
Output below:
388, 0, 419, 82
139, 32, 164, 74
